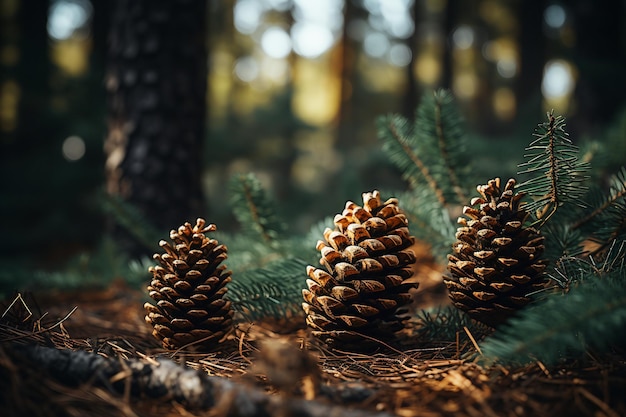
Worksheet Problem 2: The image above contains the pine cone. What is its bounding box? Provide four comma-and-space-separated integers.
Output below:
444, 178, 548, 327
302, 191, 418, 348
144, 218, 234, 350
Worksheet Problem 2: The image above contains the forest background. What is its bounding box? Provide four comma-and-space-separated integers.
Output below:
1, 0, 625, 290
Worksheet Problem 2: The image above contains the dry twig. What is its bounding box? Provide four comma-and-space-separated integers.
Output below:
8, 343, 394, 417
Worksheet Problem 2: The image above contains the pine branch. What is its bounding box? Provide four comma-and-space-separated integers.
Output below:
7, 344, 393, 417
549, 240, 626, 290
517, 111, 589, 226
215, 231, 282, 274
571, 167, 626, 257
229, 173, 286, 248
539, 221, 585, 264
416, 306, 491, 344
99, 192, 163, 250
430, 90, 469, 204
378, 114, 448, 205
377, 89, 469, 207
227, 258, 307, 321
573, 167, 626, 230
588, 203, 626, 258
285, 217, 333, 265
397, 187, 456, 262
480, 269, 626, 365
1, 238, 150, 297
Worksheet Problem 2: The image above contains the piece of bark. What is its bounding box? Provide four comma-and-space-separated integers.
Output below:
13, 344, 393, 417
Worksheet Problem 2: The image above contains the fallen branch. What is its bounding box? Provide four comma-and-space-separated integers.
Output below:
10, 344, 393, 417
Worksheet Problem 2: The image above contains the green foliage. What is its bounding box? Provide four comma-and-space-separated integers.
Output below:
376, 89, 469, 260
416, 305, 491, 345
480, 269, 626, 365
377, 89, 470, 207
215, 173, 322, 320
100, 192, 164, 250
517, 111, 590, 226
480, 239, 626, 365
379, 90, 626, 365
580, 107, 626, 175
227, 257, 307, 321
573, 167, 626, 255
475, 112, 625, 365
4, 88, 624, 362
229, 173, 287, 248
397, 187, 456, 262
0, 238, 151, 299
221, 172, 318, 276
214, 231, 283, 275
535, 219, 586, 267
287, 216, 331, 264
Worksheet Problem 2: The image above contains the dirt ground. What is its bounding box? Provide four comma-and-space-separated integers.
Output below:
1, 252, 625, 417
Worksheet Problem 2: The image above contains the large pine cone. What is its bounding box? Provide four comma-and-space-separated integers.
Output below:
444, 178, 548, 327
302, 191, 418, 348
144, 218, 234, 350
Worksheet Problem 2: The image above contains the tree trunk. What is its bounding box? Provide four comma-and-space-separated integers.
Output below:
0, 0, 58, 260
516, 0, 545, 119
335, 0, 357, 149
403, 0, 420, 117
105, 0, 207, 255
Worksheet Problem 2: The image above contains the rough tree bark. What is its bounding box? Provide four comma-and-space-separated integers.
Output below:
104, 0, 207, 255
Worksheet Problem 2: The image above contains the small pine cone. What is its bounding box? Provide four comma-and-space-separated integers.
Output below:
144, 218, 234, 350
302, 191, 418, 349
444, 178, 548, 327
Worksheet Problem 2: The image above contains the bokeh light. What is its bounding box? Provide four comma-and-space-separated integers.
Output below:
452, 25, 475, 50
234, 56, 259, 82
363, 31, 390, 58
389, 43, 412, 67
62, 135, 86, 161
291, 22, 335, 59
234, 0, 263, 35
291, 0, 344, 59
544, 4, 566, 29
542, 59, 575, 99
47, 0, 92, 41
261, 27, 292, 59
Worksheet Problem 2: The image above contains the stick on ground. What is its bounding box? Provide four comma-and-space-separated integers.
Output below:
10, 344, 393, 417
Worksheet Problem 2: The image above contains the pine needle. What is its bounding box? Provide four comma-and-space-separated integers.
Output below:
380, 115, 448, 205
518, 111, 589, 227
227, 258, 307, 321
229, 173, 287, 247
99, 193, 163, 250
572, 167, 626, 230
480, 273, 626, 365
377, 89, 470, 207
432, 90, 469, 204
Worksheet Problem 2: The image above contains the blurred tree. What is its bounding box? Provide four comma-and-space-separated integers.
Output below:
0, 0, 67, 263
403, 0, 420, 117
105, 0, 208, 256
571, 0, 626, 132
336, 0, 358, 148
517, 0, 545, 118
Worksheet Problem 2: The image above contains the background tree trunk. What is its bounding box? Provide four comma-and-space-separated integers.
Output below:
105, 0, 208, 255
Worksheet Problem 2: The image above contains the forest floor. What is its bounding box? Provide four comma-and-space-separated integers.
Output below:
1, 247, 625, 417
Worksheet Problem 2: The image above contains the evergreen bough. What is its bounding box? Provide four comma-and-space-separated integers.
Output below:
378, 90, 626, 362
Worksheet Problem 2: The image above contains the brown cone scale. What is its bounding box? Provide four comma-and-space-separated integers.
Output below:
302, 191, 418, 349
145, 218, 234, 350
443, 178, 548, 327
